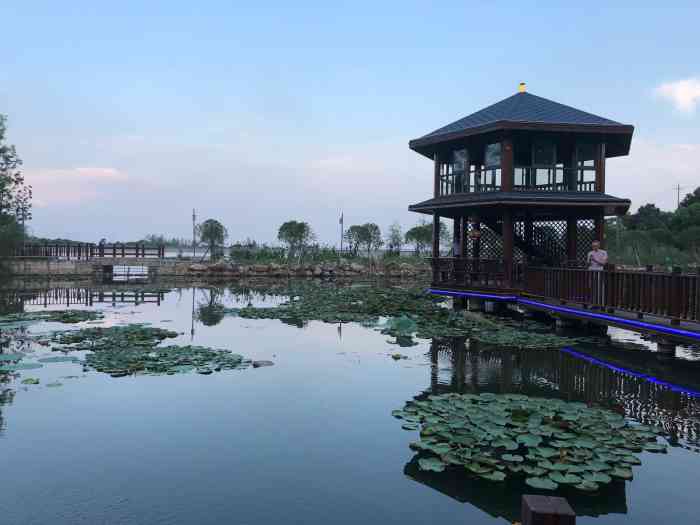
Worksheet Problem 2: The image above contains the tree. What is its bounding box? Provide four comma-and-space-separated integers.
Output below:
358, 223, 383, 259
0, 115, 31, 261
669, 202, 700, 232
196, 219, 228, 260
404, 221, 447, 256
385, 222, 403, 255
680, 187, 700, 209
624, 203, 671, 231
344, 225, 364, 256
277, 220, 314, 261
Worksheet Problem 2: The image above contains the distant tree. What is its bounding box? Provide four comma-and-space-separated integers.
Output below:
357, 223, 383, 259
680, 187, 700, 209
624, 203, 671, 231
404, 221, 447, 255
196, 219, 228, 260
0, 115, 31, 262
385, 222, 403, 255
277, 220, 314, 261
344, 225, 364, 256
669, 203, 700, 232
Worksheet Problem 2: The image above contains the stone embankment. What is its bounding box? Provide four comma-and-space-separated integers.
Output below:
186, 260, 430, 279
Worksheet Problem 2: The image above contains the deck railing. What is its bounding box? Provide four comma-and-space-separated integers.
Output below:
523, 266, 700, 323
432, 258, 523, 289
13, 243, 165, 259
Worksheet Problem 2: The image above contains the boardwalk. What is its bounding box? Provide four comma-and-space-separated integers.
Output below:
13, 242, 165, 260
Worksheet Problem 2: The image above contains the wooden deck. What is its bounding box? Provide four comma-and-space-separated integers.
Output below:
430, 258, 700, 344
13, 242, 165, 260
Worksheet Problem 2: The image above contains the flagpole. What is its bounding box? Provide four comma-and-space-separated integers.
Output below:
339, 212, 344, 254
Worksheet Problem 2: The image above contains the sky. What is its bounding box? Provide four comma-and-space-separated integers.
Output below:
1, 1, 699, 245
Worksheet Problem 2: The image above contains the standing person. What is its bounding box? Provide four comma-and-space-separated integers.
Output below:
587, 240, 608, 270
587, 240, 608, 306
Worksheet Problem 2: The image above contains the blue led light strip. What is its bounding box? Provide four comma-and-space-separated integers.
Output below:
427, 288, 700, 342
561, 347, 700, 399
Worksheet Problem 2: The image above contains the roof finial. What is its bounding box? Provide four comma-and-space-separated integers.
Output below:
518, 82, 527, 93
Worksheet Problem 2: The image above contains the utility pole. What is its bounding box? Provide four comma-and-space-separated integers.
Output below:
676, 184, 684, 209
192, 208, 197, 258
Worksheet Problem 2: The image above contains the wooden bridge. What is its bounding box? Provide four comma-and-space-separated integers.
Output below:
19, 287, 166, 306
13, 242, 165, 260
430, 259, 700, 348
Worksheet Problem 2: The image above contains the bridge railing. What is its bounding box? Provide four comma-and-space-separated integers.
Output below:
13, 243, 165, 259
431, 257, 524, 289
523, 266, 700, 323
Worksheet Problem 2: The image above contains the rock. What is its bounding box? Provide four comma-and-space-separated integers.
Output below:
189, 263, 208, 272
253, 264, 269, 273
312, 266, 323, 277
252, 360, 274, 368
350, 262, 365, 272
209, 261, 229, 272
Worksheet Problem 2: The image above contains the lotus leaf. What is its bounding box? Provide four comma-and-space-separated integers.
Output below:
644, 443, 667, 453
502, 454, 524, 463
583, 472, 612, 484
402, 422, 419, 431
21, 377, 40, 385
576, 481, 599, 492
517, 434, 542, 447
466, 462, 493, 475
480, 471, 506, 482
610, 467, 633, 480
418, 458, 446, 472
535, 447, 558, 458
525, 477, 558, 490
0, 362, 43, 371
549, 472, 582, 484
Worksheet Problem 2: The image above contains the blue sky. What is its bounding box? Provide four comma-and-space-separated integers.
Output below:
1, 2, 699, 244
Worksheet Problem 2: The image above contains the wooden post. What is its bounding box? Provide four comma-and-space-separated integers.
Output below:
432, 213, 440, 257
566, 218, 577, 264
595, 142, 606, 193
594, 213, 605, 247
433, 152, 440, 198
501, 136, 514, 191
522, 495, 575, 525
459, 216, 467, 258
503, 209, 514, 286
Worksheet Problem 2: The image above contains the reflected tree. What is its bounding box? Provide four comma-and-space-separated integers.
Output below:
196, 287, 226, 326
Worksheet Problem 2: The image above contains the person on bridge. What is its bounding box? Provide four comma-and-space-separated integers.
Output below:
587, 240, 608, 271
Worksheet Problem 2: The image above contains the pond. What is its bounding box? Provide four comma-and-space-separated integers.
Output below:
0, 281, 699, 525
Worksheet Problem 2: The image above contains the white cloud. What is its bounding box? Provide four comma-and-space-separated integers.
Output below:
654, 77, 700, 113
24, 167, 128, 205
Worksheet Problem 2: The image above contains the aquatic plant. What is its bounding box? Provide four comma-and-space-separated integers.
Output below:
0, 309, 104, 325
51, 324, 179, 350
227, 284, 589, 349
393, 393, 667, 492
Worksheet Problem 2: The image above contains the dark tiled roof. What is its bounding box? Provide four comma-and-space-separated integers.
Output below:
408, 191, 631, 214
419, 92, 626, 141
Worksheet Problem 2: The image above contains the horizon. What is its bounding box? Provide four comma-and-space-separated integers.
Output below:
1, 2, 699, 245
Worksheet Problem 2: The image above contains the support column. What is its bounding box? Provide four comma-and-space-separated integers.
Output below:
594, 213, 605, 248
503, 209, 514, 286
432, 212, 441, 283
459, 216, 467, 258
434, 152, 441, 198
452, 217, 460, 256
595, 142, 606, 193
501, 136, 514, 191
566, 217, 578, 264
471, 215, 481, 259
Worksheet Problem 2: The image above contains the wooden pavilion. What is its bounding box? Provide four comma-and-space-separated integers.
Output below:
408, 83, 633, 292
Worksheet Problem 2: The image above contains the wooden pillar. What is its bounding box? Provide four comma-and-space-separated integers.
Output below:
432, 212, 440, 258
471, 215, 481, 259
503, 209, 514, 285
594, 213, 605, 247
459, 216, 467, 258
595, 142, 606, 193
452, 217, 460, 256
433, 152, 440, 198
501, 136, 514, 191
566, 218, 577, 264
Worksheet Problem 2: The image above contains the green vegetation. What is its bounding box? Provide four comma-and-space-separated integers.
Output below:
227, 283, 590, 348
0, 114, 32, 274
277, 220, 315, 261
0, 309, 103, 325
607, 190, 700, 267
393, 393, 667, 492
196, 219, 228, 260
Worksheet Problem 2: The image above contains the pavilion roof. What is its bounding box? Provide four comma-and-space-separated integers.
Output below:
409, 91, 634, 158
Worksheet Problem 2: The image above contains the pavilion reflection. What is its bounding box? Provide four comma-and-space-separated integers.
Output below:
426, 337, 700, 446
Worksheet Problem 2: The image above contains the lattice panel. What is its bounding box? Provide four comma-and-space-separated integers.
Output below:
576, 219, 596, 263
532, 220, 567, 264
464, 222, 504, 260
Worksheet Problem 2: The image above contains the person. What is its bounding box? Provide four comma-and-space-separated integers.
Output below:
587, 240, 608, 270
587, 240, 608, 306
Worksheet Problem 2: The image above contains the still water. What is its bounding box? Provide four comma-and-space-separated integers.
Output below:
1, 282, 699, 525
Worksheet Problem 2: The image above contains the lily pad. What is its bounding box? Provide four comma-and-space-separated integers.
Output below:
480, 470, 506, 482
418, 457, 446, 472
526, 477, 558, 490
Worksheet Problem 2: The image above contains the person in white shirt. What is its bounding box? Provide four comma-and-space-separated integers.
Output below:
587, 240, 608, 271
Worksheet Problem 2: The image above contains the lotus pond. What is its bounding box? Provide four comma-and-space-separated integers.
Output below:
1, 281, 700, 525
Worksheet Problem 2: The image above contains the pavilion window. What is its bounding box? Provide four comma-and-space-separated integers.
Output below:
482, 143, 502, 192
575, 142, 597, 192
532, 140, 563, 191
439, 148, 470, 196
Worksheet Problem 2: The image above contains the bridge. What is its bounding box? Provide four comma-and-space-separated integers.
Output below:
14, 242, 165, 260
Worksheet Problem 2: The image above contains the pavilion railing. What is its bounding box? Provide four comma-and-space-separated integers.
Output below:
13, 243, 165, 259
431, 258, 524, 289
513, 167, 596, 192
523, 266, 700, 323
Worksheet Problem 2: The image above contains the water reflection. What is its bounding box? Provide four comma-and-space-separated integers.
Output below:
426, 338, 700, 446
